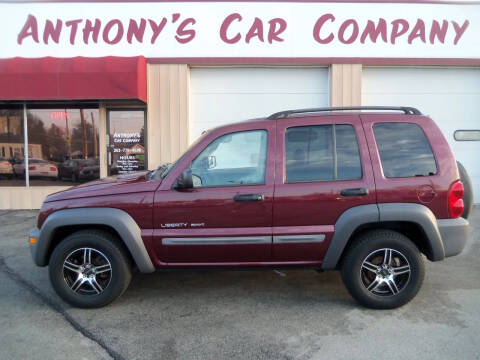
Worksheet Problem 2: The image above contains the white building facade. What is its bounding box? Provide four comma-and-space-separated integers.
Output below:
0, 0, 479, 208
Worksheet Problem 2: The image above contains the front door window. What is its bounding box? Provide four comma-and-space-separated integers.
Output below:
190, 130, 268, 188
108, 110, 146, 175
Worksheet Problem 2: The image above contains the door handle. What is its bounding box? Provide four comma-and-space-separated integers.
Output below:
233, 194, 264, 202
340, 188, 369, 197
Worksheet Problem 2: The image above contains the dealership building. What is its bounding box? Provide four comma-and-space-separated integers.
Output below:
0, 0, 479, 208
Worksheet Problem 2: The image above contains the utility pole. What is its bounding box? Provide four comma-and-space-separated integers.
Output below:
91, 112, 97, 158
23, 103, 29, 187
80, 109, 88, 159
65, 109, 71, 159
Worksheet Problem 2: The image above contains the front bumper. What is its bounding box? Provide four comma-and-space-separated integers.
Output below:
28, 228, 42, 266
437, 217, 469, 258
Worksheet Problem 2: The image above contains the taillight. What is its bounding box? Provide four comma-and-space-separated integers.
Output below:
448, 180, 464, 218
28, 166, 36, 171
50, 167, 56, 171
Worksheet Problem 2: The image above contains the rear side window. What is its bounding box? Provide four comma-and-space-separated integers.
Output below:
285, 124, 362, 183
373, 123, 437, 178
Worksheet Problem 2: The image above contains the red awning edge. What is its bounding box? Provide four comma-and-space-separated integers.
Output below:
0, 56, 147, 102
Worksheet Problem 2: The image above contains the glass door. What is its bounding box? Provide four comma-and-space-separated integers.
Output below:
107, 110, 146, 176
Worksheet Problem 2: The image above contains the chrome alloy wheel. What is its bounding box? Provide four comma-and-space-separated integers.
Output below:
360, 248, 411, 296
62, 248, 112, 295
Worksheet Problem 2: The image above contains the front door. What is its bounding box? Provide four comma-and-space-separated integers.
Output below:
152, 123, 275, 264
273, 115, 376, 262
107, 110, 146, 175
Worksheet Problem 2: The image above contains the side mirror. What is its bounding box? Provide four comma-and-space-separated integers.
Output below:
175, 168, 193, 189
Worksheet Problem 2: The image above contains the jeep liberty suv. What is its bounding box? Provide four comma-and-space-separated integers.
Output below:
28, 106, 471, 309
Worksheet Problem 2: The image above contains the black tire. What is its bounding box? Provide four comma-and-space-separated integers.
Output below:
341, 230, 424, 309
457, 161, 473, 219
49, 230, 132, 308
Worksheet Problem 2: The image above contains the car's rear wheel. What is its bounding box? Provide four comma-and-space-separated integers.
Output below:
341, 230, 424, 309
49, 230, 132, 308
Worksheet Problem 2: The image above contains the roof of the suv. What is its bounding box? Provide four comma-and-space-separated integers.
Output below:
204, 106, 423, 134
267, 106, 421, 119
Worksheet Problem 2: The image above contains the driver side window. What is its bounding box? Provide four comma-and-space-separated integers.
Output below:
191, 130, 268, 188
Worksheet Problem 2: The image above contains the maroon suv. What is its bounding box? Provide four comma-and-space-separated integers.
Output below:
29, 106, 471, 309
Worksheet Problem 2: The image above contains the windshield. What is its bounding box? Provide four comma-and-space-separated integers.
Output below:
148, 131, 208, 181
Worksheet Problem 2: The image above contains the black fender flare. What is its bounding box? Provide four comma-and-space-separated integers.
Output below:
321, 204, 379, 270
321, 203, 445, 270
34, 208, 155, 273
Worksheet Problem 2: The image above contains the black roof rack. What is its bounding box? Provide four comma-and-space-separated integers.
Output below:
267, 106, 422, 120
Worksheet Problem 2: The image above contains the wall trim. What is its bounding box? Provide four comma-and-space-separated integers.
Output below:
146, 63, 190, 168
330, 64, 362, 107
0, 186, 70, 209
147, 58, 480, 67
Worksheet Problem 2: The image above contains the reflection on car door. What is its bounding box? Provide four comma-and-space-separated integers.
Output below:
152, 123, 275, 264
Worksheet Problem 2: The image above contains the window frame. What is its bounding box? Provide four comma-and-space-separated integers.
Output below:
189, 129, 269, 189
373, 122, 438, 179
283, 123, 363, 184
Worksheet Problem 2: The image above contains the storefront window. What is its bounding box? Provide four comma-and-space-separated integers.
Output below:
27, 108, 100, 186
0, 109, 24, 186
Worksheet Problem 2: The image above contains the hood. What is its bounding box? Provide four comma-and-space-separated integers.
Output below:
45, 171, 160, 202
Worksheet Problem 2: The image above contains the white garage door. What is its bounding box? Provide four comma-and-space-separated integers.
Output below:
190, 67, 329, 142
363, 67, 480, 203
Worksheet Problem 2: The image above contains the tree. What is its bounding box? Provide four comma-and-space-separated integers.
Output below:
71, 122, 97, 158
46, 125, 68, 162
27, 113, 48, 159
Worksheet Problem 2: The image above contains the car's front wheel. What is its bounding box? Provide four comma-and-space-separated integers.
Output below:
49, 230, 132, 308
341, 230, 424, 309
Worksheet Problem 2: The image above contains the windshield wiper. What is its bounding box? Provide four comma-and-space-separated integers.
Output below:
147, 163, 171, 180
159, 163, 172, 178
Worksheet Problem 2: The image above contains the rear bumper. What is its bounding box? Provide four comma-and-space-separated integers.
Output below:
437, 217, 469, 258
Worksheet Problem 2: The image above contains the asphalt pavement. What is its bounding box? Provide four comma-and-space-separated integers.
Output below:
0, 208, 479, 360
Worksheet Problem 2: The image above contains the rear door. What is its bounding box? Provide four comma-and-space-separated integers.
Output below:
273, 115, 376, 262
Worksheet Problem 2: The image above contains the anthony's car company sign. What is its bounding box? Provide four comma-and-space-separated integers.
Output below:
1, 2, 479, 60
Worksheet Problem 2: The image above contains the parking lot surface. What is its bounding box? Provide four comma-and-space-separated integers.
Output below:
0, 208, 479, 360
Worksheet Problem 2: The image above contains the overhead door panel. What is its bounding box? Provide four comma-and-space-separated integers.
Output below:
190, 67, 329, 142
